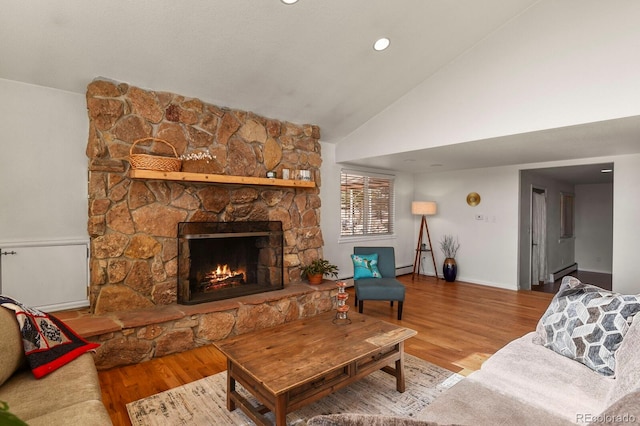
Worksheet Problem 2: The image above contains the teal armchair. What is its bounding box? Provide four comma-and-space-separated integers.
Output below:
353, 246, 405, 320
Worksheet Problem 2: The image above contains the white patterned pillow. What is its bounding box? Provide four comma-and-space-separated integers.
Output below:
534, 277, 640, 376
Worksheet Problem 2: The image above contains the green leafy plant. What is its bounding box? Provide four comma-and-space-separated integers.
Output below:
0, 401, 27, 426
302, 259, 339, 279
439, 235, 460, 259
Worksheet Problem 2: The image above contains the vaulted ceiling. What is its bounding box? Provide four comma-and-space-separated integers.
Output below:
1, 0, 639, 184
0, 0, 536, 141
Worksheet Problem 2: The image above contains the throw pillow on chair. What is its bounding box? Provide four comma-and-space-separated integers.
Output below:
351, 253, 382, 279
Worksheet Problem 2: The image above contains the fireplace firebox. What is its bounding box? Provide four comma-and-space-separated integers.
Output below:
177, 221, 284, 304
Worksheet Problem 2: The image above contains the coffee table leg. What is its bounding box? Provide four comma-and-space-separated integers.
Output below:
275, 394, 287, 426
396, 343, 406, 392
227, 360, 236, 411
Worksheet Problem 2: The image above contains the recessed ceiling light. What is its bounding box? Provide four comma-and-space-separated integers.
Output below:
281, 0, 298, 4
373, 37, 390, 51
430, 164, 443, 168
601, 169, 613, 173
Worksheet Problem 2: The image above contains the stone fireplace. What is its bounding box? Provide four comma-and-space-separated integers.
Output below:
177, 221, 284, 304
86, 78, 324, 315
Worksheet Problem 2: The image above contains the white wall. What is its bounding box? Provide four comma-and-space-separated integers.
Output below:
319, 143, 415, 280
336, 1, 640, 162
413, 166, 521, 290
409, 155, 640, 294
575, 183, 613, 274
321, 149, 640, 294
612, 154, 640, 294
0, 78, 88, 243
0, 78, 89, 308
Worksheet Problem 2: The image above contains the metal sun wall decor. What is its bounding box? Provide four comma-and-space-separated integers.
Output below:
466, 192, 481, 206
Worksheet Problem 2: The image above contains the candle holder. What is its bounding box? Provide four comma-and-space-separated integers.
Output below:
333, 281, 351, 324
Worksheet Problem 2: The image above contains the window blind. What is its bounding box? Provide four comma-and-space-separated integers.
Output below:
340, 170, 395, 237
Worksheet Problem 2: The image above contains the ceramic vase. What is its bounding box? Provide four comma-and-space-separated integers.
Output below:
443, 258, 457, 282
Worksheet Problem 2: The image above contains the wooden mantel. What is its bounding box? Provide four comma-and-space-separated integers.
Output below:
128, 169, 316, 188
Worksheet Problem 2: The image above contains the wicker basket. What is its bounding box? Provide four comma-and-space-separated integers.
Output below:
128, 138, 182, 172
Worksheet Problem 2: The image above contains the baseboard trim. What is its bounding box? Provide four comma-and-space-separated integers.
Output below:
551, 263, 578, 282
577, 268, 612, 275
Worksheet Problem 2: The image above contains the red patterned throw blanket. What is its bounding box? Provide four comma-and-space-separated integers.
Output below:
0, 295, 99, 379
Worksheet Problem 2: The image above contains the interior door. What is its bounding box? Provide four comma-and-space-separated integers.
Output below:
531, 188, 548, 285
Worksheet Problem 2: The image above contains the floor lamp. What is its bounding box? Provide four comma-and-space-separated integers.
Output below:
411, 201, 438, 280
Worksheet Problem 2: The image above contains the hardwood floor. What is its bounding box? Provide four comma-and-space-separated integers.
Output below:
98, 275, 554, 425
532, 270, 613, 294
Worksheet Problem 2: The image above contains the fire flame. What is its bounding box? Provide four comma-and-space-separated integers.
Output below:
203, 265, 245, 291
205, 264, 242, 281
216, 264, 231, 276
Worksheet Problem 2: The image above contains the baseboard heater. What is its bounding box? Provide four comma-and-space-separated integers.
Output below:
396, 264, 413, 275
551, 263, 578, 282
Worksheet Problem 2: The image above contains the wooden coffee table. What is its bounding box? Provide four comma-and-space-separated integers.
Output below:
214, 310, 417, 425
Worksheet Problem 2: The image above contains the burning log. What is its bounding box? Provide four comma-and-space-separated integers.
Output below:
198, 264, 246, 291
201, 273, 245, 291
205, 272, 245, 285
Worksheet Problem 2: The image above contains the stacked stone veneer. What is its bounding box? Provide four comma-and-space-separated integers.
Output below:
88, 285, 337, 369
86, 78, 324, 315
84, 78, 334, 367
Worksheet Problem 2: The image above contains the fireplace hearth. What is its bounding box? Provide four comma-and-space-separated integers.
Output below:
177, 221, 284, 304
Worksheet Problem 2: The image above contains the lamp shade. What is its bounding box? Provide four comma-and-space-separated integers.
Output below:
412, 201, 437, 216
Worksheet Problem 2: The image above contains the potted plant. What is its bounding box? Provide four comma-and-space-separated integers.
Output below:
439, 235, 460, 282
0, 401, 27, 426
302, 259, 339, 285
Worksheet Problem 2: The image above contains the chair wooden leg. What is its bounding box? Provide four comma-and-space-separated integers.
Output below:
358, 300, 364, 314
390, 301, 394, 307
354, 295, 358, 307
397, 301, 403, 320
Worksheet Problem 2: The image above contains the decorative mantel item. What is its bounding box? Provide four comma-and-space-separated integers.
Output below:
128, 137, 182, 172
439, 235, 460, 282
302, 259, 339, 285
180, 150, 217, 173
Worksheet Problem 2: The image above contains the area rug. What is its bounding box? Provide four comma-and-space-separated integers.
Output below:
127, 354, 463, 425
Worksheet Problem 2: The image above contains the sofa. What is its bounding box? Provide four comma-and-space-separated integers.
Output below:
309, 278, 640, 426
0, 306, 112, 425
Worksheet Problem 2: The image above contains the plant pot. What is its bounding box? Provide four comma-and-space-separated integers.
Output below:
443, 258, 457, 282
307, 273, 324, 285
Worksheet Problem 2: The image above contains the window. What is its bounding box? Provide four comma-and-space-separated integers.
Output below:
340, 170, 395, 237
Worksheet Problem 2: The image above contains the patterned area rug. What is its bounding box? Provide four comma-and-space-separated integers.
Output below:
127, 354, 463, 425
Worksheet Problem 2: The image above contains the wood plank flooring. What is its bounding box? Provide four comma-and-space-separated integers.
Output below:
97, 275, 554, 425
532, 270, 613, 293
